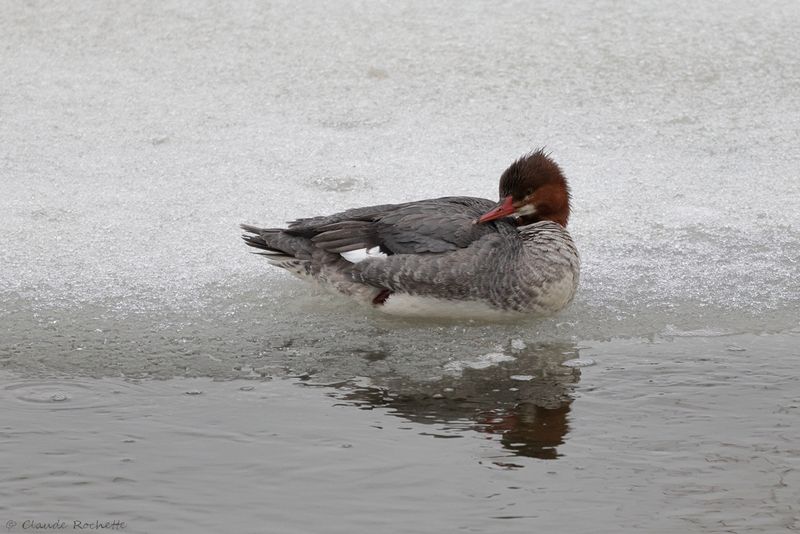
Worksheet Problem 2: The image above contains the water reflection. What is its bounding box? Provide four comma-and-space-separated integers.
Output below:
327, 342, 581, 461
477, 403, 571, 460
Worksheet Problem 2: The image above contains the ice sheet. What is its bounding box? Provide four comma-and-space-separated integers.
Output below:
2, 0, 799, 353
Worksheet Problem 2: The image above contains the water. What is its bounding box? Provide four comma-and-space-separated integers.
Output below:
2, 335, 799, 532
2, 1, 800, 532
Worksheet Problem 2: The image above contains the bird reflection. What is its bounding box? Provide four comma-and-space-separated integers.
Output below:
330, 342, 581, 461
476, 402, 571, 460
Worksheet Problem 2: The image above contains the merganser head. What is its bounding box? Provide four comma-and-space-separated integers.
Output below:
477, 149, 571, 227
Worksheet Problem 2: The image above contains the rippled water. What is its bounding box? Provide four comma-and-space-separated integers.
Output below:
2, 333, 799, 532
2, 0, 800, 532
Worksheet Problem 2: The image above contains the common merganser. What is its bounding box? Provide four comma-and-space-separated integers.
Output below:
241, 149, 579, 318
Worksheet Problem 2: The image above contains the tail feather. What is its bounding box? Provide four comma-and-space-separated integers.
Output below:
240, 223, 313, 260
240, 223, 265, 235
240, 225, 283, 252
240, 222, 376, 294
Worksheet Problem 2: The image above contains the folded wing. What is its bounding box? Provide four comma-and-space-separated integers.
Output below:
296, 196, 499, 255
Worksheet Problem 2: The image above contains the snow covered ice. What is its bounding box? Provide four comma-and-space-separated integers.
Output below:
1, 0, 799, 374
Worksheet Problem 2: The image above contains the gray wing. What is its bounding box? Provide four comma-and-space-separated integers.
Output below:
293, 196, 499, 255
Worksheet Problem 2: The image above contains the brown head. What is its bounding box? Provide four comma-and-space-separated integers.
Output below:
477, 149, 571, 227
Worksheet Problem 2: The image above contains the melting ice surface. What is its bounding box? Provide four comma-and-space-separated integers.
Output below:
2, 3, 800, 371
1, 1, 800, 532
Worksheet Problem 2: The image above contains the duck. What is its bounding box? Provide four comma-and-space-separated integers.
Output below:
241, 149, 579, 318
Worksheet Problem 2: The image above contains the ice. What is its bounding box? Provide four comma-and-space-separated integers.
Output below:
1, 1, 799, 375
562, 358, 597, 369
443, 353, 517, 375
509, 375, 534, 382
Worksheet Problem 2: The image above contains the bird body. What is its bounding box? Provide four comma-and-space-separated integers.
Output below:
242, 150, 579, 318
